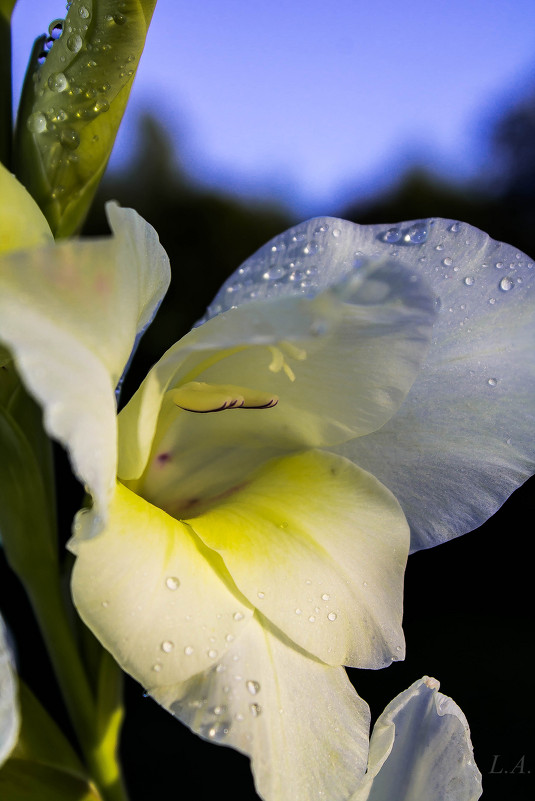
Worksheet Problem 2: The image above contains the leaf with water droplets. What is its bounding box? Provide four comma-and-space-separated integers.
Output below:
14, 0, 157, 237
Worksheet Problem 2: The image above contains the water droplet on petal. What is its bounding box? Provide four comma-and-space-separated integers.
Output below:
79, 5, 90, 19
161, 641, 174, 653
184, 646, 194, 656
499, 276, 514, 291
449, 222, 460, 233
165, 576, 180, 590
442, 257, 453, 267
495, 261, 504, 269
207, 649, 218, 659
249, 703, 262, 717
233, 611, 244, 621
327, 612, 337, 621
383, 227, 402, 243
332, 228, 341, 238
404, 223, 428, 244
257, 591, 265, 599
463, 276, 475, 286
246, 680, 260, 695
295, 608, 302, 615
321, 593, 330, 601
152, 663, 162, 672
487, 377, 498, 387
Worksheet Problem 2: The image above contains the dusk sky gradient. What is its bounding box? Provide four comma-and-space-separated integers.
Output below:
12, 0, 535, 213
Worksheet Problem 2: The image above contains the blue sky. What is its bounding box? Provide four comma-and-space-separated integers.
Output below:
12, 0, 535, 214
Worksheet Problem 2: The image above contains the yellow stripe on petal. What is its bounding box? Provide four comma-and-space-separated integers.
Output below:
170, 381, 278, 413
0, 164, 52, 252
71, 482, 253, 687
187, 449, 410, 670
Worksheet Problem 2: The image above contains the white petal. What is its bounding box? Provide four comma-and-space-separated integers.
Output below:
328, 218, 535, 550
0, 614, 19, 766
207, 216, 535, 550
71, 482, 253, 686
0, 207, 170, 532
151, 614, 370, 801
0, 164, 52, 252
352, 676, 482, 801
118, 258, 434, 482
187, 450, 408, 669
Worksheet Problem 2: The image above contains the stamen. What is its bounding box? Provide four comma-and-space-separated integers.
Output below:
170, 382, 278, 414
268, 343, 307, 382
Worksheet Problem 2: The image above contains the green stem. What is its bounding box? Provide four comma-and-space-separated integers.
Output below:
25, 567, 130, 801
0, 8, 13, 169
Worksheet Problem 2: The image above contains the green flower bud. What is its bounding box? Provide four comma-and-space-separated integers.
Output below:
14, 0, 156, 238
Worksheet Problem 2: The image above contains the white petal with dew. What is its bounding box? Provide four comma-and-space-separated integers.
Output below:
71, 482, 254, 686
327, 218, 535, 550
351, 676, 482, 801
208, 214, 535, 550
188, 450, 408, 669
152, 613, 370, 801
118, 259, 434, 482
0, 614, 19, 766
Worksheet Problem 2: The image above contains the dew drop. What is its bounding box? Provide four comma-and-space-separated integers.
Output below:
152, 663, 162, 672
67, 33, 83, 52
308, 615, 316, 623
60, 128, 80, 150
233, 611, 244, 621
48, 19, 64, 39
463, 276, 475, 286
303, 241, 319, 255
184, 646, 194, 656
495, 261, 504, 269
165, 576, 180, 590
295, 608, 302, 615
487, 377, 498, 387
113, 13, 127, 24
442, 257, 453, 267
448, 222, 460, 233
257, 591, 265, 599
321, 593, 330, 601
332, 228, 341, 238
27, 112, 47, 133
246, 680, 260, 695
499, 276, 514, 292
48, 72, 68, 92
207, 649, 218, 659
249, 703, 262, 717
383, 227, 401, 243
404, 223, 428, 244
161, 641, 174, 653
327, 612, 337, 621
489, 297, 496, 305
79, 5, 90, 19
101, 600, 109, 608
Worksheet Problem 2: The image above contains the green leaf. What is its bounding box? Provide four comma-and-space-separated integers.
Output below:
0, 2, 18, 20
11, 682, 86, 779
0, 760, 102, 801
14, 0, 157, 237
0, 399, 57, 572
0, 680, 102, 801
